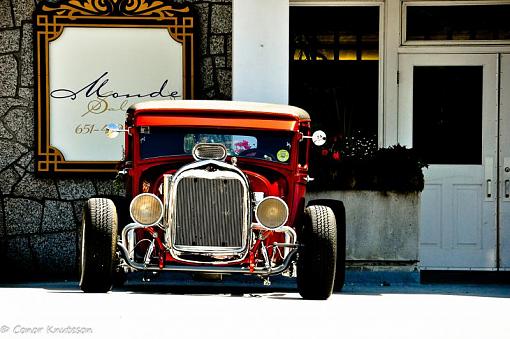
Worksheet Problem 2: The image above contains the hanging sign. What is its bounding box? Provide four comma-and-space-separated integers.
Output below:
34, 0, 195, 174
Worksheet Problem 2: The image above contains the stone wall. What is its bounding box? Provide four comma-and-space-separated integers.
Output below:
0, 0, 232, 281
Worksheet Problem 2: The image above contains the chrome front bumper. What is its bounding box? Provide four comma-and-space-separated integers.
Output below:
117, 223, 299, 276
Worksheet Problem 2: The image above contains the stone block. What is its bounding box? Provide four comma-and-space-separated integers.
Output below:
0, 97, 29, 117
214, 56, 226, 68
193, 3, 210, 55
5, 198, 43, 235
18, 87, 33, 103
0, 120, 13, 139
205, 89, 216, 99
26, 158, 34, 173
12, 0, 35, 27
32, 232, 77, 276
3, 106, 34, 146
211, 4, 232, 34
210, 35, 225, 55
201, 57, 214, 90
0, 28, 20, 53
94, 178, 127, 197
14, 164, 25, 177
0, 196, 4, 237
0, 167, 21, 194
0, 0, 13, 28
42, 200, 76, 232
16, 151, 33, 169
5, 236, 34, 278
57, 178, 96, 200
217, 68, 232, 99
20, 23, 33, 87
72, 200, 86, 224
0, 139, 27, 171
13, 172, 58, 199
226, 35, 232, 68
0, 54, 17, 97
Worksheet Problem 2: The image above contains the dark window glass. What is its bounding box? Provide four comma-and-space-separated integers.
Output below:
139, 127, 293, 164
291, 7, 379, 62
290, 6, 379, 165
406, 5, 510, 41
413, 66, 483, 165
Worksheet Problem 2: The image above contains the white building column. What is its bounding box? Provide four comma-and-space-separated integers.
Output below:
383, 0, 401, 146
232, 0, 289, 104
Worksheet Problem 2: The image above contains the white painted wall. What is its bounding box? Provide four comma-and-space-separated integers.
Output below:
232, 0, 289, 104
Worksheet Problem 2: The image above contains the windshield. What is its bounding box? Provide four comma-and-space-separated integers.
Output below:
138, 127, 293, 164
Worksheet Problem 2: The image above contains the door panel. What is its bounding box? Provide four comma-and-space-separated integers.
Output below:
420, 185, 442, 247
453, 185, 482, 247
399, 54, 498, 270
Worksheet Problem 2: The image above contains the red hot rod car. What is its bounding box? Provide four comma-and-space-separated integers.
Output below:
80, 100, 346, 300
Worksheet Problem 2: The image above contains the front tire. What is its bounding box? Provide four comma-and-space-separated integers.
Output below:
80, 198, 118, 293
297, 205, 337, 300
307, 199, 346, 292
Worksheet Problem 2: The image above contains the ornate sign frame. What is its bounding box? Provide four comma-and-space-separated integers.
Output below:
34, 0, 195, 175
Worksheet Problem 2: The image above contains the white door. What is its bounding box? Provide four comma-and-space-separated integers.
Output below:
399, 54, 499, 270
500, 54, 510, 270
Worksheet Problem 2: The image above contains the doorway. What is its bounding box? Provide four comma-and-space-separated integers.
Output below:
399, 53, 510, 270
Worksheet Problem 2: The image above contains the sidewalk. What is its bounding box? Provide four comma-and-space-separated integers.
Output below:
1, 276, 508, 339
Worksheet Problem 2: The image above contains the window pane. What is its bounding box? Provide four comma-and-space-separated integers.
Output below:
413, 66, 482, 165
291, 7, 379, 62
406, 5, 510, 41
290, 6, 379, 151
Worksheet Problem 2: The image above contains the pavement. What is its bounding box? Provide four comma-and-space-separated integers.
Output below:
0, 273, 509, 339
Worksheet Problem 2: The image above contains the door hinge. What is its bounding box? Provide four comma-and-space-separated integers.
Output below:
397, 71, 400, 85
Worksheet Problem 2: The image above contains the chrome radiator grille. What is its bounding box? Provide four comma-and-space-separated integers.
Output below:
173, 176, 246, 249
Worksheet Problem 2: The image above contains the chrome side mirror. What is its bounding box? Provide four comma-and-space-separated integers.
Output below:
105, 123, 129, 139
311, 130, 327, 146
301, 130, 327, 146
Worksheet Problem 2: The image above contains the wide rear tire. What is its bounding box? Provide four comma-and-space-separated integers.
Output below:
297, 205, 337, 300
80, 198, 118, 293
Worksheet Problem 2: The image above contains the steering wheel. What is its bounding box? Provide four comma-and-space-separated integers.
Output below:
238, 148, 276, 162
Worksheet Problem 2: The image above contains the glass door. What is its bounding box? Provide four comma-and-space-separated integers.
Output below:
399, 54, 498, 270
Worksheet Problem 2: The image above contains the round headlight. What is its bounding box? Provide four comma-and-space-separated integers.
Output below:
255, 197, 289, 228
130, 193, 163, 226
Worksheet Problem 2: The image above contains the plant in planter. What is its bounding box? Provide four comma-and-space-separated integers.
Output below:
309, 135, 427, 193
372, 144, 428, 193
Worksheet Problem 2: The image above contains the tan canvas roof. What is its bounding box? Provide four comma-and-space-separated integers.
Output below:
128, 100, 311, 121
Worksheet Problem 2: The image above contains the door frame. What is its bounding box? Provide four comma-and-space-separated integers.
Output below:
499, 54, 510, 270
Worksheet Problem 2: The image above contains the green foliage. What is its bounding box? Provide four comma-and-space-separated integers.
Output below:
308, 144, 428, 193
